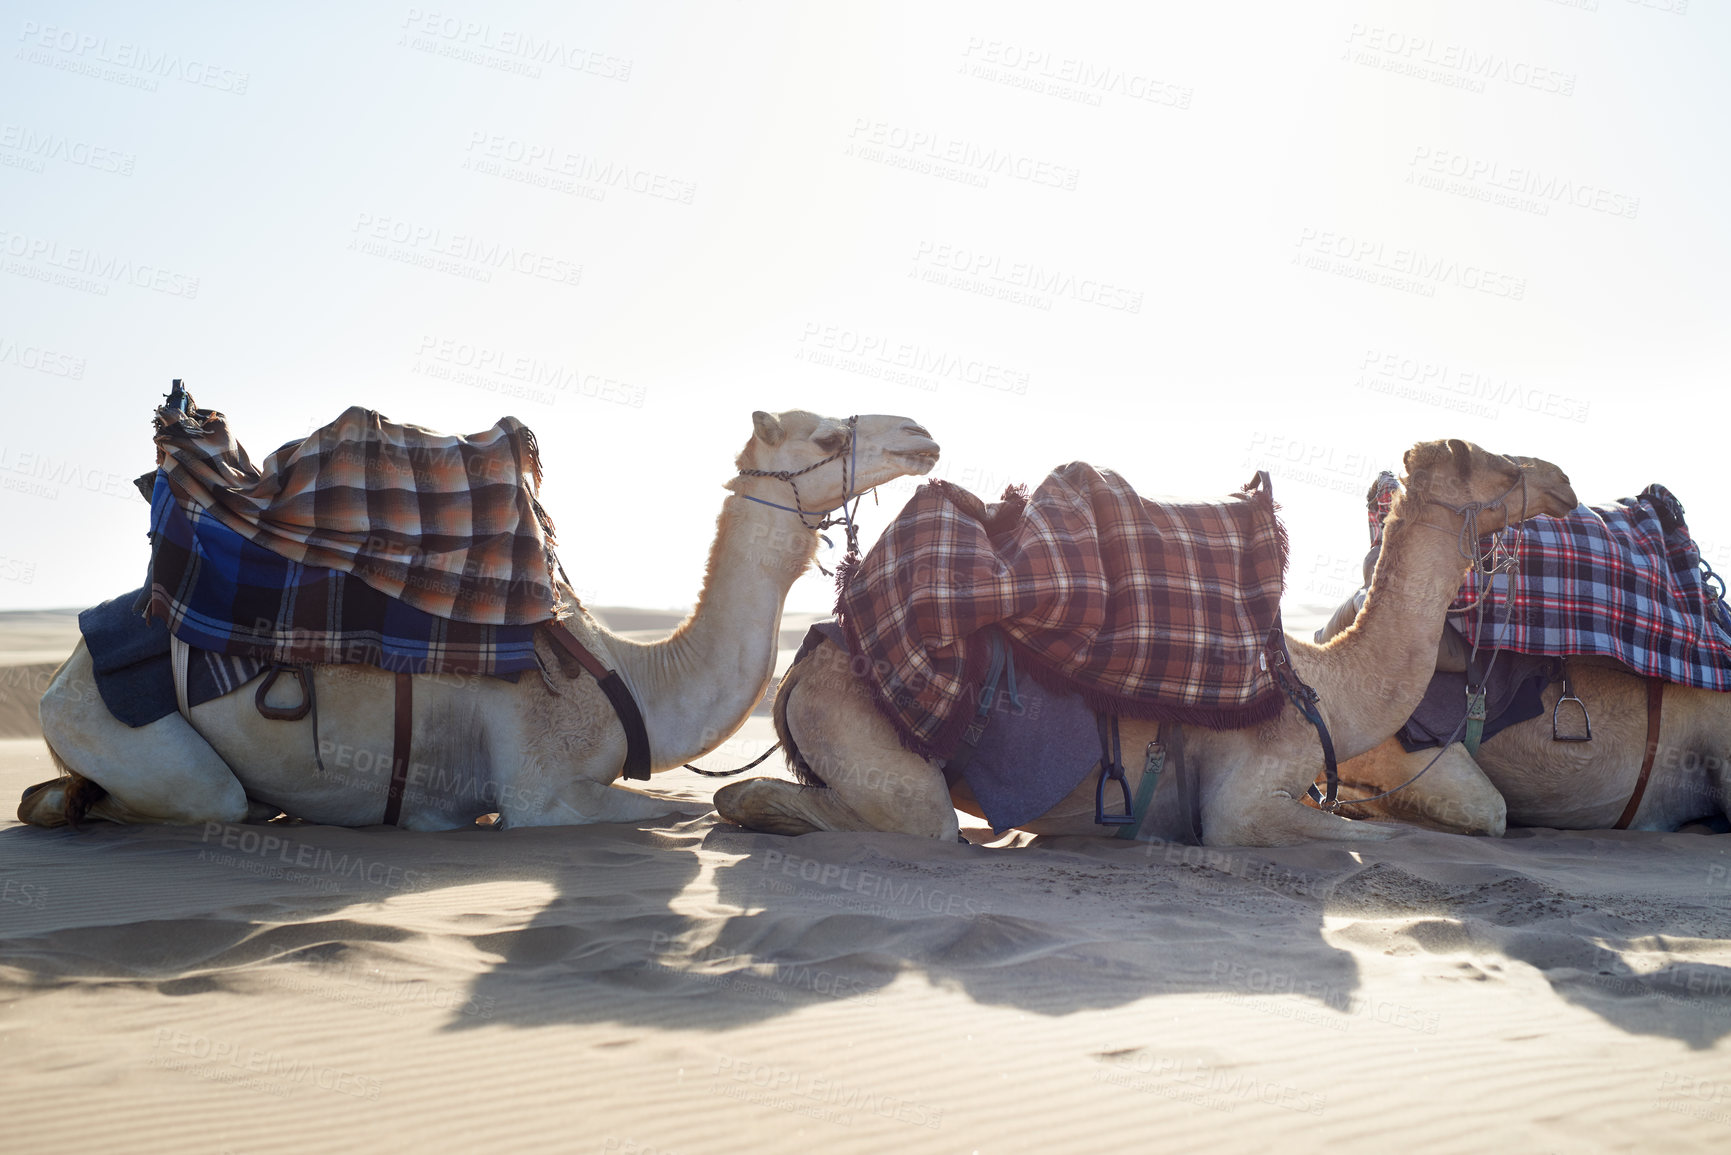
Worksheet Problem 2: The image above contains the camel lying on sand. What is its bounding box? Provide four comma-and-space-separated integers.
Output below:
1319, 587, 1731, 836
715, 439, 1578, 847
20, 410, 939, 830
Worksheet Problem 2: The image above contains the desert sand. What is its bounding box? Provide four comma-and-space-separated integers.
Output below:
4, 606, 1731, 1154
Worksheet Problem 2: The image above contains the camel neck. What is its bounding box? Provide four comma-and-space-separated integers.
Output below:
606, 490, 822, 769
1300, 488, 1480, 758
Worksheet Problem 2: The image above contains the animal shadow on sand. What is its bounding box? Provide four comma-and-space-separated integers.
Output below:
3, 818, 1730, 1047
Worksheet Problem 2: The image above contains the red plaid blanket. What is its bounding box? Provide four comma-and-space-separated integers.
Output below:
1454, 484, 1731, 690
836, 463, 1289, 759
153, 393, 563, 626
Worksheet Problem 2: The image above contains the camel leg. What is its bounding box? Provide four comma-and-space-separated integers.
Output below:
1197, 732, 1397, 846
503, 776, 700, 828
1328, 738, 1507, 836
30, 641, 251, 826
714, 657, 958, 840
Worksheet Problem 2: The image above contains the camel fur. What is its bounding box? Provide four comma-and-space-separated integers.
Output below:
714, 439, 1578, 847
20, 409, 939, 831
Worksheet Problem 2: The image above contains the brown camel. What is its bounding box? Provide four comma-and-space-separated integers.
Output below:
713, 439, 1578, 847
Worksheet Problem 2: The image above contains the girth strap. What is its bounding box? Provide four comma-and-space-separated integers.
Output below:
382, 672, 412, 826
1612, 677, 1665, 830
545, 622, 653, 781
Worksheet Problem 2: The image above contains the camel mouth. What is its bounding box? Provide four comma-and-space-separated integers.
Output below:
894, 446, 941, 474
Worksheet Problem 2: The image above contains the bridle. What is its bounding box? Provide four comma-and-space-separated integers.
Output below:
735, 414, 866, 569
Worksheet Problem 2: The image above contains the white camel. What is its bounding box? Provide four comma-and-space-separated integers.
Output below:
714, 439, 1578, 847
19, 409, 939, 831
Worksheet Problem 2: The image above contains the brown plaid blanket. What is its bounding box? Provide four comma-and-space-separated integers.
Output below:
836, 463, 1290, 759
152, 394, 562, 626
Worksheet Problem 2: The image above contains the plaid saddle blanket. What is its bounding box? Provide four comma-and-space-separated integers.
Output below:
836, 462, 1290, 759
143, 391, 560, 676
147, 475, 540, 676
1453, 484, 1731, 690
151, 393, 563, 626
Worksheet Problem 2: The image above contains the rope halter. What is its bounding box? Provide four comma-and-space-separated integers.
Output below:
734, 415, 865, 568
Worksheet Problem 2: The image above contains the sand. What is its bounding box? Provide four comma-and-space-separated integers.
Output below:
4, 609, 1731, 1153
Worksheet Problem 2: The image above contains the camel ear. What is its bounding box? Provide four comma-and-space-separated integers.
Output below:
752, 411, 786, 446
1447, 438, 1473, 478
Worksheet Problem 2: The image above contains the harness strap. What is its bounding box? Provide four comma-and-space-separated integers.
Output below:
1612, 677, 1665, 830
545, 622, 653, 781
382, 672, 412, 826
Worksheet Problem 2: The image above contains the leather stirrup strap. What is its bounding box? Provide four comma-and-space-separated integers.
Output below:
382, 672, 412, 827
545, 623, 653, 780
1612, 677, 1664, 831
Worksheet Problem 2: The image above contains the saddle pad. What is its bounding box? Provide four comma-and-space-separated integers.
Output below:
1453, 484, 1731, 690
146, 475, 541, 676
836, 462, 1288, 760
802, 622, 1099, 833
152, 393, 563, 625
80, 587, 266, 727
1396, 649, 1552, 752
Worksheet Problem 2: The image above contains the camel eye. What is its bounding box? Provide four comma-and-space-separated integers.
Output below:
814, 430, 848, 453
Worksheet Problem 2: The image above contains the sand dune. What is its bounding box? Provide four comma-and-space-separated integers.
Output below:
4, 614, 1731, 1152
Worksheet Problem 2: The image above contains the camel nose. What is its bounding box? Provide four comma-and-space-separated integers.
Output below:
904, 423, 933, 439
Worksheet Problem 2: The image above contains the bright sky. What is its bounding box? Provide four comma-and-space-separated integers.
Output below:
3, 1, 1726, 632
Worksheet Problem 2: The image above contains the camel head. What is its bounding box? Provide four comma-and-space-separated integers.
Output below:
728, 410, 940, 513
1400, 438, 1578, 535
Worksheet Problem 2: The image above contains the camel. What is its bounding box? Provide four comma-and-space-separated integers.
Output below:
19, 409, 940, 831
713, 439, 1578, 847
1317, 584, 1731, 837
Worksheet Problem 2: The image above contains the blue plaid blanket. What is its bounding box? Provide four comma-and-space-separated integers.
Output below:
1454, 484, 1731, 690
146, 474, 539, 677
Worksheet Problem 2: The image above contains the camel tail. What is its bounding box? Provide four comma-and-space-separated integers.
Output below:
771, 656, 826, 788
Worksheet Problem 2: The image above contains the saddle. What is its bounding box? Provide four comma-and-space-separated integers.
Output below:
828, 463, 1296, 836
127, 382, 652, 823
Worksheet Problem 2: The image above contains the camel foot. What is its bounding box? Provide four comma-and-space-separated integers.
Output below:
713, 778, 825, 836
18, 779, 71, 827
17, 774, 110, 828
